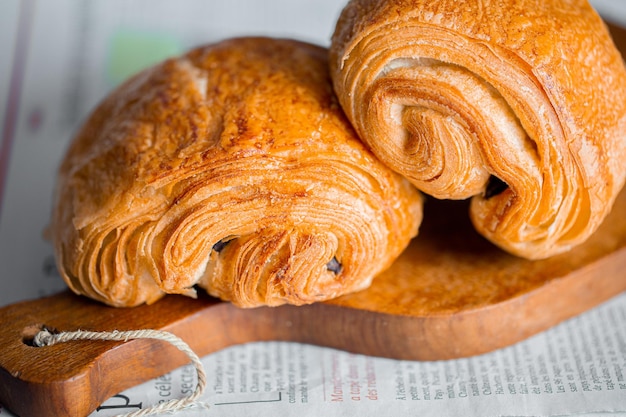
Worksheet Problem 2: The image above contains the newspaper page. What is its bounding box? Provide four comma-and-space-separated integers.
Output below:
1, 1, 625, 416
0, 296, 625, 417
85, 293, 626, 417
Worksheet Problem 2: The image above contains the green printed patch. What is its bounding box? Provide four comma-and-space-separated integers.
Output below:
107, 29, 182, 85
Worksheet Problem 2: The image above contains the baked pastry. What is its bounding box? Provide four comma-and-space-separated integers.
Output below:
50, 38, 422, 308
330, 0, 626, 259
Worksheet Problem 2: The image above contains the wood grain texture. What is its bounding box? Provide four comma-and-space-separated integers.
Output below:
0, 19, 624, 417
1, 184, 625, 417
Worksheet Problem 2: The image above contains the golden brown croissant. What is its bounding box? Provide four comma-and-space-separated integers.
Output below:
51, 37, 422, 308
330, 0, 626, 259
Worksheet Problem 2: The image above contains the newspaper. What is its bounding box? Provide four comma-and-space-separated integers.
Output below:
82, 293, 626, 417
1, 1, 625, 416
0, 298, 625, 417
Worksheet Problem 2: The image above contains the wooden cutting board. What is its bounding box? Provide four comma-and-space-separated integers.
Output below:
1, 186, 625, 417
1, 20, 625, 417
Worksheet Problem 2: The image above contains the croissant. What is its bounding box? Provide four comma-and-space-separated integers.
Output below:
330, 0, 626, 259
50, 37, 422, 308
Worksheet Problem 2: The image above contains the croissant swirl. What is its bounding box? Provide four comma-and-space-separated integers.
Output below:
51, 38, 422, 308
330, 0, 626, 259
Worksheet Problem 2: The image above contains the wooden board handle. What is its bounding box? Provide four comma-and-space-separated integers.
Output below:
2, 188, 626, 417
3, 182, 626, 417
1, 17, 625, 417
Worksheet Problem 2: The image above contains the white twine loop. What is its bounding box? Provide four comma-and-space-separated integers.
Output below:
33, 328, 210, 417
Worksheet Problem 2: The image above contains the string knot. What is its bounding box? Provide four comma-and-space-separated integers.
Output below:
32, 328, 55, 347
32, 327, 210, 417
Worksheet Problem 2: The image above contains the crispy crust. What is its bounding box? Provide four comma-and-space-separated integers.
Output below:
51, 38, 422, 307
330, 0, 626, 259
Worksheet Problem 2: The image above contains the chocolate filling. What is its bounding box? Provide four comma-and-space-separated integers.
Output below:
326, 257, 343, 274
484, 176, 508, 199
212, 238, 232, 253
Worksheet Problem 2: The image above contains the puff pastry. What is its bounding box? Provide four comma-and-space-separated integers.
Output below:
51, 37, 422, 308
330, 0, 626, 259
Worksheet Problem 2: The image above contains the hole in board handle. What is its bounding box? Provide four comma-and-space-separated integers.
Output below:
22, 324, 58, 347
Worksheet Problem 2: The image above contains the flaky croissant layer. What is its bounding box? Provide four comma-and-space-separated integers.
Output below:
51, 38, 422, 307
330, 0, 626, 259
